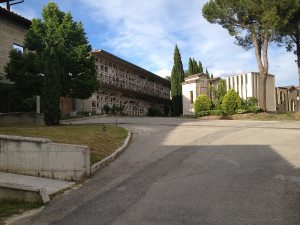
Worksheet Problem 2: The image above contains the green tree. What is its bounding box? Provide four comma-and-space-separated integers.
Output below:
275, 4, 300, 85
187, 57, 194, 76
171, 45, 184, 116
198, 61, 203, 73
192, 59, 199, 73
202, 0, 297, 110
5, 3, 99, 125
205, 68, 210, 79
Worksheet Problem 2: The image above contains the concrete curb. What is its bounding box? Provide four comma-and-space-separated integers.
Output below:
91, 128, 131, 174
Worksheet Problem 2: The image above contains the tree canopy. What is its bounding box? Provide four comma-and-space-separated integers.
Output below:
5, 2, 99, 100
202, 0, 297, 110
5, 2, 99, 125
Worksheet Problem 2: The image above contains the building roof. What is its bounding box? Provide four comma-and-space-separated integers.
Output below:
92, 50, 170, 87
208, 77, 221, 82
182, 73, 206, 85
0, 6, 31, 27
277, 85, 297, 91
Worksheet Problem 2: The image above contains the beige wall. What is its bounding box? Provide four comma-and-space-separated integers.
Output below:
0, 16, 28, 78
0, 135, 90, 181
182, 82, 196, 115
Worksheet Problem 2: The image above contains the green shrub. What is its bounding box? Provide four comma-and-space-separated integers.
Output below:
222, 89, 242, 115
194, 94, 211, 115
197, 111, 211, 117
248, 105, 263, 113
210, 109, 222, 115
241, 97, 258, 110
236, 109, 247, 114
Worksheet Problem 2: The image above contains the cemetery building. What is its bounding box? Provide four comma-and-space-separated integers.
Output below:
226, 72, 276, 112
275, 86, 300, 112
182, 73, 209, 115
0, 7, 31, 113
75, 50, 171, 116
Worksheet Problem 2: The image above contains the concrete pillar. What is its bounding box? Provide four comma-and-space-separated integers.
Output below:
36, 95, 40, 114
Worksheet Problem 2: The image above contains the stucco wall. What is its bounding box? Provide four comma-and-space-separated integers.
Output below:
0, 135, 90, 181
0, 16, 28, 77
182, 82, 196, 115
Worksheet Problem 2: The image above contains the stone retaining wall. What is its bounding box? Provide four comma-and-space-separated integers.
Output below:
0, 135, 90, 181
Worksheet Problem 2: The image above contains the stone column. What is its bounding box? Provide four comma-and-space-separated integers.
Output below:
36, 95, 40, 114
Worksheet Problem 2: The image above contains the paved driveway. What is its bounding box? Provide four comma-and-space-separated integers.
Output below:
19, 118, 300, 225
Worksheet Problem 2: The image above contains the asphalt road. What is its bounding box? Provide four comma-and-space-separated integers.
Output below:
18, 118, 300, 225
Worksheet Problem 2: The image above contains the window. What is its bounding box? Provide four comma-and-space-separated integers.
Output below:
190, 91, 194, 103
13, 44, 24, 53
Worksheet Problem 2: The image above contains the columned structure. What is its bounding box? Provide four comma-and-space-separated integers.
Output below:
225, 72, 276, 112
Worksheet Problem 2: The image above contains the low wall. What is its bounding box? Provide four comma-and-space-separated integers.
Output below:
0, 135, 90, 181
0, 112, 44, 124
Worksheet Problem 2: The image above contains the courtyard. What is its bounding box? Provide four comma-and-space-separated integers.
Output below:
14, 117, 300, 225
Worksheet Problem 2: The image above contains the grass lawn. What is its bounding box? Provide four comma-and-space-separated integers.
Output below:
0, 124, 128, 164
0, 200, 42, 224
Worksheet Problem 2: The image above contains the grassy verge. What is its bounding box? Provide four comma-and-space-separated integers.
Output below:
0, 124, 128, 164
200, 112, 300, 121
0, 200, 42, 223
230, 112, 300, 121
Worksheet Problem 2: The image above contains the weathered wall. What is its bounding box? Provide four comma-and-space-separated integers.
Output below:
0, 135, 90, 181
0, 16, 28, 77
182, 82, 196, 115
0, 112, 44, 124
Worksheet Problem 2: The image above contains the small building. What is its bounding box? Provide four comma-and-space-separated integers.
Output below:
0, 7, 31, 113
182, 73, 209, 115
225, 72, 276, 112
75, 50, 171, 116
276, 86, 300, 112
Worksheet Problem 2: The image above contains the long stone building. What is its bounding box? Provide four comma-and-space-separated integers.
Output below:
0, 7, 31, 112
75, 50, 171, 116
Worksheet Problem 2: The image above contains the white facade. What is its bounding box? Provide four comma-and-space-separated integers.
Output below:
182, 82, 197, 115
182, 73, 208, 115
225, 72, 276, 111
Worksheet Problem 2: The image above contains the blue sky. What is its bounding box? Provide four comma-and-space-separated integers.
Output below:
2, 0, 298, 86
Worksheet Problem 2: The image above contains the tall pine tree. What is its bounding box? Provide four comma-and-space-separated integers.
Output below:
171, 45, 184, 116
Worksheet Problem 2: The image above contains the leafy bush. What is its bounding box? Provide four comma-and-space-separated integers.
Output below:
210, 109, 222, 115
195, 109, 222, 117
236, 109, 247, 114
147, 107, 163, 117
222, 89, 242, 115
241, 97, 258, 110
197, 111, 211, 117
194, 94, 211, 115
248, 105, 263, 113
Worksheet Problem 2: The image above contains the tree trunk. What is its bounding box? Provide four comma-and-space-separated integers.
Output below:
251, 29, 269, 111
296, 36, 300, 86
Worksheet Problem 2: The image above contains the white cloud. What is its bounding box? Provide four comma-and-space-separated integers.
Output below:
155, 69, 171, 78
9, 0, 298, 86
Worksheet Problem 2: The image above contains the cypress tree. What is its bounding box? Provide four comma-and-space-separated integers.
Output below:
188, 57, 193, 76
43, 52, 61, 125
205, 68, 210, 79
198, 61, 203, 73
171, 45, 184, 116
192, 59, 199, 73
